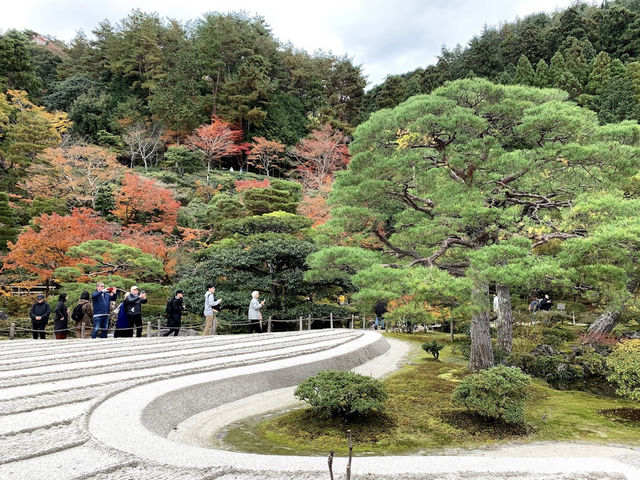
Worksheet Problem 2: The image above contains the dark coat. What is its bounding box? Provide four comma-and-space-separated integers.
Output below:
374, 301, 387, 317
30, 301, 51, 323
54, 301, 69, 333
166, 297, 183, 327
124, 293, 147, 316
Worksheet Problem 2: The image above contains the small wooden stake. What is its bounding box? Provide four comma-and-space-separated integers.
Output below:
346, 429, 353, 480
328, 450, 334, 480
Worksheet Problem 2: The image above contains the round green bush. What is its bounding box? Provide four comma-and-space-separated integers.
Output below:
294, 370, 387, 419
606, 340, 640, 401
452, 365, 531, 424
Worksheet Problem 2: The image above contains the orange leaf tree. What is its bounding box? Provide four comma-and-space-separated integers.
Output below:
186, 116, 242, 181
293, 125, 350, 189
247, 137, 286, 176
3, 208, 117, 285
120, 230, 177, 276
114, 172, 181, 234
234, 178, 270, 192
23, 145, 122, 208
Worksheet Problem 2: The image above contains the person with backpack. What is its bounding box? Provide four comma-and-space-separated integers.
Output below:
29, 294, 50, 339
163, 290, 185, 337
528, 297, 540, 324
374, 299, 387, 330
53, 293, 70, 340
72, 291, 93, 338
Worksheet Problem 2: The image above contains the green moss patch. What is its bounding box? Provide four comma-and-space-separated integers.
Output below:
219, 333, 640, 455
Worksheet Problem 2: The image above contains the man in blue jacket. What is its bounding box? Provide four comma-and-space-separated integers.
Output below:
91, 282, 117, 338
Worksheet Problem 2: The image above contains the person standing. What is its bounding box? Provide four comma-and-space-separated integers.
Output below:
248, 291, 264, 334
374, 300, 387, 330
91, 282, 117, 339
53, 293, 69, 340
203, 284, 222, 335
73, 291, 93, 338
124, 286, 147, 337
528, 297, 540, 324
539, 294, 553, 311
164, 290, 185, 337
29, 294, 50, 339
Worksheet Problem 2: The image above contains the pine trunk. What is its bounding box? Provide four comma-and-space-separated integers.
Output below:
587, 309, 620, 337
469, 284, 494, 370
496, 284, 513, 353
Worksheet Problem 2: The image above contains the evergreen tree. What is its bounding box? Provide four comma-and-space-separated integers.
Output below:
514, 55, 535, 85
0, 192, 17, 251
586, 51, 612, 95
534, 59, 552, 88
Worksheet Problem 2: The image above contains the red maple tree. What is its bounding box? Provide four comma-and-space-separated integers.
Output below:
3, 208, 117, 284
293, 125, 350, 189
186, 116, 243, 181
114, 172, 181, 234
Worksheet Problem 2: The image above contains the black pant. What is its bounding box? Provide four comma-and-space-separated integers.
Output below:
163, 328, 180, 336
129, 314, 143, 337
32, 320, 47, 339
249, 319, 262, 334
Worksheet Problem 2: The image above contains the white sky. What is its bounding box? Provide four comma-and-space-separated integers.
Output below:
3, 0, 581, 86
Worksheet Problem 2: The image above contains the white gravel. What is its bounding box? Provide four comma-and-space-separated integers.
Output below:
1, 330, 639, 480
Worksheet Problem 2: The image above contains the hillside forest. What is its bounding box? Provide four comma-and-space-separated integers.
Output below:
1, 2, 640, 370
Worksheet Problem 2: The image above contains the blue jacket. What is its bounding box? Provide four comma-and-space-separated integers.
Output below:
92, 290, 116, 316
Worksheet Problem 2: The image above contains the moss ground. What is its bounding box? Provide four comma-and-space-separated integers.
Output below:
221, 332, 640, 456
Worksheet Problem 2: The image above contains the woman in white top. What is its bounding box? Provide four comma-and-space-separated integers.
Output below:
248, 291, 264, 334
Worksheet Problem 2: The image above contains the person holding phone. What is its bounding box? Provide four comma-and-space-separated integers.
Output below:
91, 282, 117, 339
124, 286, 147, 337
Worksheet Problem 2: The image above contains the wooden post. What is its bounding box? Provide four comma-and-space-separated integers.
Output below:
267, 316, 272, 333
147, 321, 151, 338
328, 450, 334, 480
308, 314, 312, 330
299, 316, 303, 331
9, 322, 15, 340
346, 429, 353, 480
362, 314, 366, 329
157, 318, 161, 336
350, 314, 354, 329
572, 312, 576, 325
330, 312, 334, 329
81, 322, 85, 339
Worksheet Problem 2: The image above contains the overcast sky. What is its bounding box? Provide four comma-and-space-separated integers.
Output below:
3, 0, 581, 87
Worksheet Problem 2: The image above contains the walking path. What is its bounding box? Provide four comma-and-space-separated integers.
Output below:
0, 330, 638, 479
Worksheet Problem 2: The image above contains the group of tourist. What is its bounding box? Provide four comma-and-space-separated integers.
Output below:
28, 282, 266, 339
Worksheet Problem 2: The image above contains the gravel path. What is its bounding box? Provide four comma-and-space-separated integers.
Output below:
1, 331, 639, 480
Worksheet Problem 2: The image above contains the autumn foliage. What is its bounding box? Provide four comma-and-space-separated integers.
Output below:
186, 116, 243, 176
3, 208, 116, 283
234, 178, 270, 192
114, 172, 180, 234
247, 137, 286, 176
23, 145, 122, 207
293, 125, 350, 189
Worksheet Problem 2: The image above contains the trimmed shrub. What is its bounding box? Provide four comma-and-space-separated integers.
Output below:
452, 365, 531, 424
576, 350, 610, 377
422, 340, 444, 359
542, 325, 576, 347
294, 370, 387, 419
606, 340, 640, 401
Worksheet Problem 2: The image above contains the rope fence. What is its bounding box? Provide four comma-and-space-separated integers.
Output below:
2, 313, 390, 340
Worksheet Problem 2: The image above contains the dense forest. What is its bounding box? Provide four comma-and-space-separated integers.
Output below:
366, 0, 640, 124
2, 1, 640, 352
